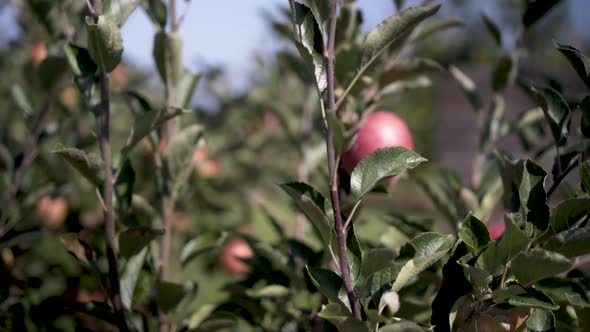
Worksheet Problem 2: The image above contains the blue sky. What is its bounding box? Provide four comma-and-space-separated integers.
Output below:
1, 0, 588, 92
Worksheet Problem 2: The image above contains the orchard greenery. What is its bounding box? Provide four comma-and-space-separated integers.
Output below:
0, 0, 589, 331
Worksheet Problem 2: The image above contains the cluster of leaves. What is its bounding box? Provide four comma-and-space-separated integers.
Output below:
1, 0, 590, 331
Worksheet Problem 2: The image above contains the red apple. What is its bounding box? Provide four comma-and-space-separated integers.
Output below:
219, 238, 253, 275
489, 223, 506, 241
341, 112, 414, 180
29, 41, 47, 67
36, 196, 68, 229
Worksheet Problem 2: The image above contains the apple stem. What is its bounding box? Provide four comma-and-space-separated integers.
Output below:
89, 1, 130, 330
324, 0, 361, 320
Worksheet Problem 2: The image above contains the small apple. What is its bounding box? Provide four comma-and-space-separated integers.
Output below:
111, 63, 129, 89
263, 111, 280, 130
341, 111, 414, 183
60, 86, 79, 108
219, 238, 253, 275
172, 212, 190, 232
29, 41, 47, 67
489, 223, 506, 241
36, 196, 68, 229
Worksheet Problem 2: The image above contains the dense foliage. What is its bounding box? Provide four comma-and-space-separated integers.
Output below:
1, 0, 590, 331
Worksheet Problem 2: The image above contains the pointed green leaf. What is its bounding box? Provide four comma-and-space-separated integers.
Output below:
346, 226, 363, 287
163, 124, 204, 198
550, 198, 590, 233
379, 57, 443, 86
522, 0, 562, 27
290, 2, 327, 93
459, 213, 491, 254
525, 309, 555, 331
153, 31, 184, 86
318, 303, 369, 332
581, 159, 590, 194
246, 285, 290, 298
350, 146, 427, 199
155, 281, 185, 312
361, 5, 440, 67
511, 249, 571, 285
448, 65, 483, 113
181, 232, 226, 267
280, 182, 334, 246
482, 13, 502, 47
119, 226, 164, 258
86, 15, 124, 73
519, 160, 549, 232
120, 247, 147, 310
409, 18, 464, 43
531, 86, 571, 146
546, 227, 590, 258
391, 232, 453, 292
142, 0, 167, 29
307, 267, 344, 305
53, 147, 105, 187
508, 288, 559, 310
491, 54, 515, 92
555, 42, 590, 92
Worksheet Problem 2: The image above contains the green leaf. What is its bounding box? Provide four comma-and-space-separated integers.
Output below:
531, 86, 571, 147
60, 233, 94, 265
318, 303, 369, 332
555, 42, 590, 92
10, 84, 33, 116
536, 277, 589, 305
462, 265, 492, 289
279, 182, 334, 247
350, 147, 427, 199
153, 31, 184, 86
173, 70, 201, 108
524, 309, 555, 331
491, 54, 515, 92
459, 213, 491, 254
292, 0, 332, 37
511, 249, 571, 285
115, 159, 135, 214
391, 232, 454, 292
493, 284, 527, 303
290, 2, 327, 93
245, 285, 290, 298
307, 267, 344, 305
496, 154, 524, 212
142, 0, 167, 29
347, 226, 363, 287
580, 95, 590, 138
545, 227, 590, 258
519, 160, 549, 232
326, 112, 349, 154
361, 5, 440, 68
550, 198, 590, 233
181, 232, 226, 267
119, 226, 164, 258
86, 15, 124, 73
362, 248, 398, 277
0, 144, 13, 172
508, 288, 559, 310
120, 247, 147, 310
379, 321, 426, 332
378, 57, 443, 86
53, 147, 105, 187
103, 0, 142, 26
163, 124, 204, 198
482, 13, 502, 47
522, 0, 562, 27
448, 65, 483, 113
409, 18, 464, 43
496, 214, 531, 265
155, 281, 185, 312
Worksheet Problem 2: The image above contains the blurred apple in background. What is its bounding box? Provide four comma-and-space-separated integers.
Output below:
219, 237, 253, 275
29, 41, 47, 66
36, 196, 68, 229
489, 223, 506, 241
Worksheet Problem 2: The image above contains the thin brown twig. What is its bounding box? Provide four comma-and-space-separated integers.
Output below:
324, 0, 361, 320
90, 1, 129, 330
